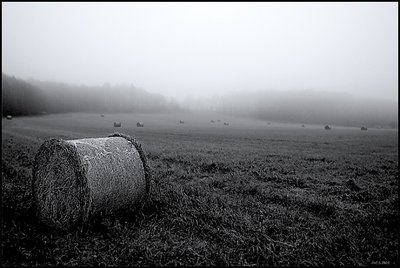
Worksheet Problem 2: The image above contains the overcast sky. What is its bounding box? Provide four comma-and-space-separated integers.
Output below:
2, 2, 398, 101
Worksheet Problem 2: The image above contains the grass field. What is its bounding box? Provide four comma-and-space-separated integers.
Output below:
2, 112, 398, 266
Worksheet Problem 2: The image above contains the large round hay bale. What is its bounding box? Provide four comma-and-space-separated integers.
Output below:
32, 133, 150, 231
114, 122, 121, 127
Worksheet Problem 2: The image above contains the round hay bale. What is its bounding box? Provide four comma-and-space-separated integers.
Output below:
114, 122, 121, 127
32, 133, 151, 231
6, 115, 12, 120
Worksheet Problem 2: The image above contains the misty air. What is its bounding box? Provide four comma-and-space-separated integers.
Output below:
2, 2, 398, 266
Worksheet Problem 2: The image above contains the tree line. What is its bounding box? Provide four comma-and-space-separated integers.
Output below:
2, 73, 183, 116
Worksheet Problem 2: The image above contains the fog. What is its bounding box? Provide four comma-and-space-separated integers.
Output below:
182, 89, 398, 127
2, 3, 398, 127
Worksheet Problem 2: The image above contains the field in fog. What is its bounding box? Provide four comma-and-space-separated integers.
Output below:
2, 112, 398, 266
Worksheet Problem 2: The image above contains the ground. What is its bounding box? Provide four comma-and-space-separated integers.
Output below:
2, 112, 398, 266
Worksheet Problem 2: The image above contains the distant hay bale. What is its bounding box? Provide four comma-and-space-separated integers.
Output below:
346, 179, 361, 191
136, 122, 144, 127
361, 126, 367, 131
32, 133, 151, 231
6, 115, 12, 120
267, 122, 271, 125
324, 125, 331, 130
217, 119, 221, 122
100, 114, 105, 117
179, 120, 184, 124
224, 122, 229, 126
114, 122, 121, 127
211, 120, 215, 123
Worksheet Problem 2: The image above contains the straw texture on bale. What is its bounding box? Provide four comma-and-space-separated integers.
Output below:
32, 132, 150, 231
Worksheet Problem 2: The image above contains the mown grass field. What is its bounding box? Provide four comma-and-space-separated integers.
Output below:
2, 112, 398, 266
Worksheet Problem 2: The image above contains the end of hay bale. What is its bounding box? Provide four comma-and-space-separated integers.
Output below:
32, 138, 90, 231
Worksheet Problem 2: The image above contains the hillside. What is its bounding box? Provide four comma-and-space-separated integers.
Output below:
182, 90, 398, 128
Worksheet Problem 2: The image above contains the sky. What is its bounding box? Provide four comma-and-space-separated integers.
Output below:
2, 2, 398, 101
